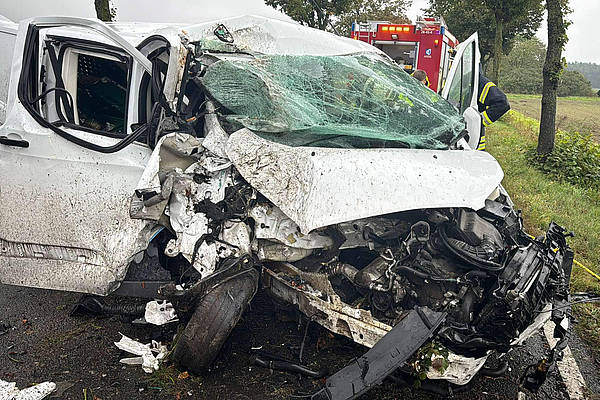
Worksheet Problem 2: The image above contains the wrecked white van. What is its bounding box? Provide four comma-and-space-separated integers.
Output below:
0, 15, 573, 398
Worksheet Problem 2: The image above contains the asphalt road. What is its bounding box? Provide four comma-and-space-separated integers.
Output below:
1, 283, 598, 400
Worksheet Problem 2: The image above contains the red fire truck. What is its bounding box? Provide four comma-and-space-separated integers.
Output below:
351, 16, 458, 93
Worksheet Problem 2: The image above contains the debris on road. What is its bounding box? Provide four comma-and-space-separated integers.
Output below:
0, 379, 56, 400
250, 352, 328, 379
0, 323, 10, 336
177, 371, 190, 380
114, 334, 168, 374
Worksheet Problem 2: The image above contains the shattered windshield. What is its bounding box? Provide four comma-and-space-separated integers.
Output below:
200, 54, 466, 149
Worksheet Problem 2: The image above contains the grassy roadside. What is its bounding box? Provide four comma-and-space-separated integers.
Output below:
486, 112, 600, 350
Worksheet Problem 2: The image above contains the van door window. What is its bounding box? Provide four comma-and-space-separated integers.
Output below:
445, 41, 475, 114
18, 23, 153, 153
76, 53, 128, 134
446, 57, 463, 110
49, 43, 131, 138
460, 42, 475, 112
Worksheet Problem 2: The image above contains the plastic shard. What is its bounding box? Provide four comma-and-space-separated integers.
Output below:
0, 380, 56, 400
114, 334, 168, 373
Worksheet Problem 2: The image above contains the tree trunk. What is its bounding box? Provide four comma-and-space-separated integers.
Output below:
538, 0, 566, 156
94, 0, 114, 22
491, 11, 503, 84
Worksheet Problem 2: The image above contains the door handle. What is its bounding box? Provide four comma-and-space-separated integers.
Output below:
0, 135, 29, 148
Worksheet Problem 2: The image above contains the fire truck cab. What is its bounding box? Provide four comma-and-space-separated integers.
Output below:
351, 16, 458, 93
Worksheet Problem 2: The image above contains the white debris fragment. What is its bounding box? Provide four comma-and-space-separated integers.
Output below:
197, 155, 232, 173
0, 379, 56, 400
114, 334, 168, 373
192, 241, 218, 276
130, 133, 203, 220
166, 208, 209, 262
426, 352, 489, 385
144, 300, 178, 326
184, 161, 229, 204
221, 221, 252, 255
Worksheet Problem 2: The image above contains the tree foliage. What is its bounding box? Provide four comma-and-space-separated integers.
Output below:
264, 0, 410, 34
568, 62, 600, 89
264, 0, 353, 31
426, 0, 543, 81
500, 37, 546, 94
500, 37, 592, 96
94, 0, 116, 22
334, 0, 411, 36
558, 70, 594, 97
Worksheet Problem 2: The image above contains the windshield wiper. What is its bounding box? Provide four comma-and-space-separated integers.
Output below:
302, 134, 412, 149
302, 134, 347, 146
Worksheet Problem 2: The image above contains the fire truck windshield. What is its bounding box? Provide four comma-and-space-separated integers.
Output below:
200, 53, 466, 149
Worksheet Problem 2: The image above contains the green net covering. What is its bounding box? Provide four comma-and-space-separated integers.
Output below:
200, 54, 465, 149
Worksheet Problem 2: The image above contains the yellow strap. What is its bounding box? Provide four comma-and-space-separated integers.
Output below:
574, 259, 600, 283
482, 110, 493, 126
526, 233, 600, 283
479, 81, 495, 104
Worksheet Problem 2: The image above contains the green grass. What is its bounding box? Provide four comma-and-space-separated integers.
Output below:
486, 114, 600, 350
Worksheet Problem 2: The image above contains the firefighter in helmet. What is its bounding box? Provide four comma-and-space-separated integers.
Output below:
476, 72, 510, 150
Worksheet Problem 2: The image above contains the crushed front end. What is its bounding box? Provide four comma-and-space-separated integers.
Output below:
128, 23, 573, 398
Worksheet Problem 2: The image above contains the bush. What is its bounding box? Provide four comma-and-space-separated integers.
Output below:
528, 131, 600, 189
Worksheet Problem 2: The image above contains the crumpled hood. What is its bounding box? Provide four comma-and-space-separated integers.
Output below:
225, 129, 504, 233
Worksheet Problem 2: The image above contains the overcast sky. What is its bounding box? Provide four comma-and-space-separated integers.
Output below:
1, 0, 598, 63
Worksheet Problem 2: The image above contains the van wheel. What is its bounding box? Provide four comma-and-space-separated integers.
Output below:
173, 268, 259, 373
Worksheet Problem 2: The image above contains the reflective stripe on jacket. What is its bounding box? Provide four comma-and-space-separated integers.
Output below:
476, 74, 510, 151
477, 74, 510, 127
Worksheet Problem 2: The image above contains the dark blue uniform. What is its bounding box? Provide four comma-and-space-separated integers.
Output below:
476, 74, 510, 150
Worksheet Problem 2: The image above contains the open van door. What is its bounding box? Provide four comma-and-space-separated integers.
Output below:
0, 18, 158, 295
0, 16, 17, 123
441, 32, 481, 150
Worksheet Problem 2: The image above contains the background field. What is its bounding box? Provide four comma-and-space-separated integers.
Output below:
507, 94, 600, 141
